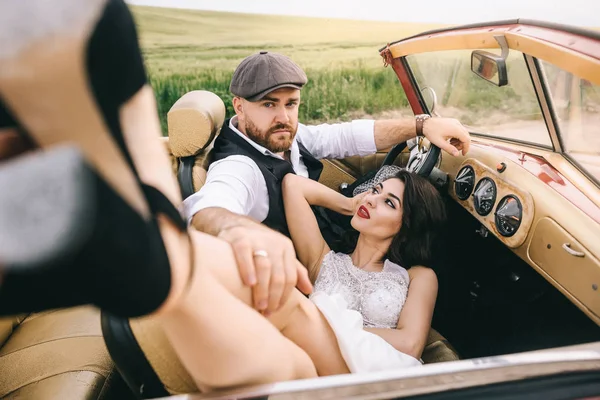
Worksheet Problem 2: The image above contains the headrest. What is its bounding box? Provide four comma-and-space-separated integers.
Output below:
167, 90, 226, 158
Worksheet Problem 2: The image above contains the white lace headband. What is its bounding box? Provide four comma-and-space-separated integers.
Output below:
352, 165, 405, 196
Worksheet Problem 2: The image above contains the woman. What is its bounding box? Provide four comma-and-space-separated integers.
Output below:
282, 166, 446, 372
0, 0, 447, 391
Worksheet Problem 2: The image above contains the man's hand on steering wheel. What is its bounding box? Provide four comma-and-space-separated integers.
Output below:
422, 117, 471, 157
218, 224, 313, 316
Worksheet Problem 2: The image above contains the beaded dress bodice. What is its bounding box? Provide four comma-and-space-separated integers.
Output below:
311, 251, 409, 328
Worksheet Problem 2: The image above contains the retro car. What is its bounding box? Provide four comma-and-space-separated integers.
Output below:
2, 17, 600, 400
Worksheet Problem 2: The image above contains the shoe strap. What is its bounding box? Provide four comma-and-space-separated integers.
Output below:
141, 184, 187, 232
142, 183, 197, 298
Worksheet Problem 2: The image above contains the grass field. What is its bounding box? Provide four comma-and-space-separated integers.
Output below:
131, 5, 598, 144
130, 6, 447, 133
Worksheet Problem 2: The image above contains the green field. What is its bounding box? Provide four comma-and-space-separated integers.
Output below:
130, 6, 447, 133
132, 5, 595, 142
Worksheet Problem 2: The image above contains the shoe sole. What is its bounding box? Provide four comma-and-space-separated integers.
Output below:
0, 0, 149, 218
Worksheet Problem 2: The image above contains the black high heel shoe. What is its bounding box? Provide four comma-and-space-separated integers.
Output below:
0, 145, 186, 318
0, 0, 190, 318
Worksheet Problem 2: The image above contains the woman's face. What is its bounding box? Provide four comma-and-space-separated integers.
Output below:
351, 178, 405, 240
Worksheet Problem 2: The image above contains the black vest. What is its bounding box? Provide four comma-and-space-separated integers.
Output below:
212, 120, 324, 236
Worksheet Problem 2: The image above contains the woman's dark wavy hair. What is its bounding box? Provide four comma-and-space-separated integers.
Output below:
338, 170, 447, 269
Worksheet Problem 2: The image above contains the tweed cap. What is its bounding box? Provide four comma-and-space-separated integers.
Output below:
230, 51, 308, 101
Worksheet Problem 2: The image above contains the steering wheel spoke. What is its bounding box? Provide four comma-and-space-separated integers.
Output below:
382, 128, 441, 177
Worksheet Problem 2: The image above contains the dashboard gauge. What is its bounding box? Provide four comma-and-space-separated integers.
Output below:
454, 165, 475, 200
495, 195, 522, 237
473, 178, 496, 216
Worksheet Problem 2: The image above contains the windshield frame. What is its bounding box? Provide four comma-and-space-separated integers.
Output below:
386, 21, 600, 186
534, 57, 600, 187
528, 55, 564, 152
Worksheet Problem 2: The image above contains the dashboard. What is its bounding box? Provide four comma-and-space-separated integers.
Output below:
450, 158, 535, 248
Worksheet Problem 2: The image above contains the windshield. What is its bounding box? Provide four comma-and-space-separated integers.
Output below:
539, 61, 600, 183
406, 49, 551, 147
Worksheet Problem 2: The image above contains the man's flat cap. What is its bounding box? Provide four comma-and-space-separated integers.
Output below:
230, 51, 308, 101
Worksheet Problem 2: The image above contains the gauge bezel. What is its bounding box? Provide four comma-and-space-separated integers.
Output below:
455, 165, 476, 200
473, 177, 497, 216
494, 195, 523, 237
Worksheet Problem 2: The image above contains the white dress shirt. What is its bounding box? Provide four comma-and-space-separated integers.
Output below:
182, 116, 376, 224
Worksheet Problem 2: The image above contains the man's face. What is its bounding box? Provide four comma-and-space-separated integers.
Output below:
234, 88, 300, 153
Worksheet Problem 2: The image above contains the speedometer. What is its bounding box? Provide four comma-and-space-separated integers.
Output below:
473, 178, 496, 216
455, 165, 475, 200
495, 195, 522, 237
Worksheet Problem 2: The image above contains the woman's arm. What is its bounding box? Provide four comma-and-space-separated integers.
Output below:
284, 173, 358, 215
365, 267, 438, 359
282, 174, 357, 282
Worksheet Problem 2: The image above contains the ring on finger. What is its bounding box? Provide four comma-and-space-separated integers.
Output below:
253, 249, 269, 258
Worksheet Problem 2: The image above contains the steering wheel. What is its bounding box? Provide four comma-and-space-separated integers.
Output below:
381, 86, 442, 177
340, 129, 441, 198
380, 131, 441, 177
339, 88, 443, 199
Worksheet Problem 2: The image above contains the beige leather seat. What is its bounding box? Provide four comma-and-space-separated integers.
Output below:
422, 329, 460, 364
110, 90, 459, 397
159, 90, 226, 197
0, 307, 122, 399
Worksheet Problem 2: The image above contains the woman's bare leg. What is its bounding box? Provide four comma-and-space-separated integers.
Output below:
161, 232, 316, 390
158, 231, 348, 391
203, 233, 350, 377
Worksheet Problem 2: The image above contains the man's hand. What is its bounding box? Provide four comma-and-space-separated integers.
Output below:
218, 224, 313, 315
422, 117, 471, 157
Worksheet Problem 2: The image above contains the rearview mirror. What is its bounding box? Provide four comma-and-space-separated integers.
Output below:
471, 50, 508, 86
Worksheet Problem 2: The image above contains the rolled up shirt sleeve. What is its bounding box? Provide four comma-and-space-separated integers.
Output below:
181, 155, 264, 225
297, 119, 376, 159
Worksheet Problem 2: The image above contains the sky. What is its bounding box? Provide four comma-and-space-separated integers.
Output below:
126, 0, 600, 27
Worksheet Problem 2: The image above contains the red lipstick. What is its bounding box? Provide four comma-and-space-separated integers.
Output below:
357, 205, 370, 219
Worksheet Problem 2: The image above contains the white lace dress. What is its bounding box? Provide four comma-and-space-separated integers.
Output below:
309, 251, 422, 373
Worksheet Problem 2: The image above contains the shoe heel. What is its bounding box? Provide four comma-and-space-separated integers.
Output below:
0, 145, 172, 317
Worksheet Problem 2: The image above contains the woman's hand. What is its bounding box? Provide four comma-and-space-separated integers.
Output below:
348, 191, 369, 216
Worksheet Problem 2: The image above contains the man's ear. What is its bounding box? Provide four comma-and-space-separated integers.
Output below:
232, 96, 244, 116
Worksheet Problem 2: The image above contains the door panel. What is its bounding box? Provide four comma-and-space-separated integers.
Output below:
529, 217, 600, 319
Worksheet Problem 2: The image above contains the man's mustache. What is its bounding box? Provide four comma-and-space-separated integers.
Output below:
268, 123, 294, 134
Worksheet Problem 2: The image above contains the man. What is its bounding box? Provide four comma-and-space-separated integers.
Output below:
182, 51, 470, 315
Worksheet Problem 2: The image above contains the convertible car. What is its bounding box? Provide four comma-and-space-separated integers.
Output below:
1, 17, 600, 400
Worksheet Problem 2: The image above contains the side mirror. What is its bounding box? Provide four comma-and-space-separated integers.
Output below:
471, 50, 508, 86
421, 86, 440, 117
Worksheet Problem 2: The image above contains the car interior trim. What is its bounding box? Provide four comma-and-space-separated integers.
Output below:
462, 141, 600, 224
525, 54, 564, 153
504, 32, 600, 87
189, 349, 600, 400
471, 138, 600, 213
450, 158, 534, 248
382, 19, 600, 51
528, 217, 600, 320
387, 26, 600, 88
391, 56, 425, 115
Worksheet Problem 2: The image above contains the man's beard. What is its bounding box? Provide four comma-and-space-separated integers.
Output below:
244, 118, 297, 153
